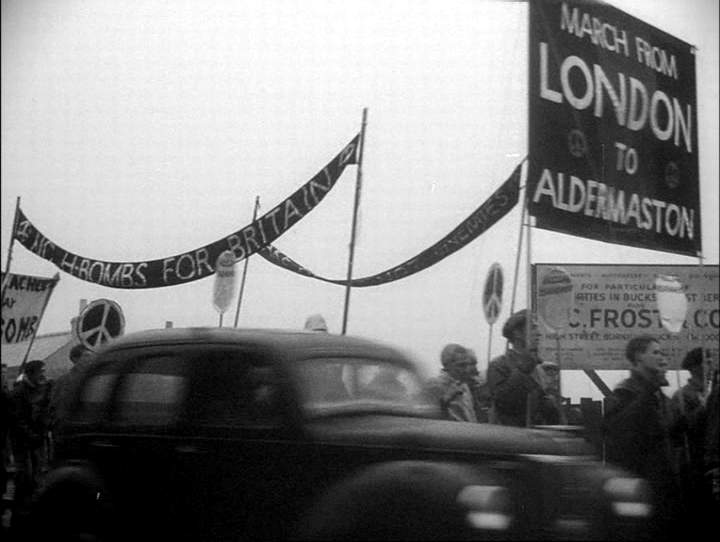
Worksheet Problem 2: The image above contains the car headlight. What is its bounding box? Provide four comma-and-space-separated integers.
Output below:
456, 485, 512, 531
603, 477, 653, 518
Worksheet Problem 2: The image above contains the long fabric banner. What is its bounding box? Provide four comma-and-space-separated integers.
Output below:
1, 272, 59, 345
257, 162, 522, 287
12, 135, 360, 289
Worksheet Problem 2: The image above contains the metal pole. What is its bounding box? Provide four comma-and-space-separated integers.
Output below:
509, 178, 527, 317
1, 197, 21, 305
524, 166, 535, 427
341, 108, 368, 335
486, 323, 494, 366
234, 196, 261, 327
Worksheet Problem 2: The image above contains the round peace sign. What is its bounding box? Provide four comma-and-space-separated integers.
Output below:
482, 263, 504, 325
568, 129, 587, 158
73, 298, 125, 351
665, 161, 680, 189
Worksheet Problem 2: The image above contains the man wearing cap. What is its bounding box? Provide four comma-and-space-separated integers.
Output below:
487, 310, 544, 427
671, 347, 711, 525
603, 335, 682, 539
425, 344, 478, 422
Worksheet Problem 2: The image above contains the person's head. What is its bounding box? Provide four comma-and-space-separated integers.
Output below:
304, 314, 328, 333
540, 361, 561, 394
502, 309, 539, 353
70, 343, 91, 364
625, 335, 668, 387
23, 359, 46, 385
440, 343, 475, 382
681, 347, 705, 380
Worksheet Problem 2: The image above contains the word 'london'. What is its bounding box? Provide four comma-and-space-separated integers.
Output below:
540, 4, 692, 153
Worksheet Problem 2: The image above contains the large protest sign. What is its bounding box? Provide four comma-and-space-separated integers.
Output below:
528, 1, 700, 257
1, 272, 60, 365
12, 134, 359, 289
257, 163, 521, 286
533, 264, 719, 370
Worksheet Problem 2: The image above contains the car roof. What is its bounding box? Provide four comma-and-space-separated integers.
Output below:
94, 327, 416, 368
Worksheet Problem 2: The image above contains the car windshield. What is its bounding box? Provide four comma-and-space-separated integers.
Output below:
294, 357, 439, 418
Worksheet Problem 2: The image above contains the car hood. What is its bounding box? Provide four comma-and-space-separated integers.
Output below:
305, 414, 594, 457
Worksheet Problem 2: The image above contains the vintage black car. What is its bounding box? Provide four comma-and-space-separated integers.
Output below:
32, 328, 652, 541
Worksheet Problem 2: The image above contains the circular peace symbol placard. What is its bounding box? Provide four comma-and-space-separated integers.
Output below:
482, 262, 504, 325
73, 298, 125, 351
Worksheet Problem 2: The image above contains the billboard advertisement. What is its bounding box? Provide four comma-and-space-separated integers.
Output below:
533, 264, 719, 370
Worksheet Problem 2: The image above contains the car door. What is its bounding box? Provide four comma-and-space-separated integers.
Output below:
178, 346, 301, 540
100, 350, 194, 537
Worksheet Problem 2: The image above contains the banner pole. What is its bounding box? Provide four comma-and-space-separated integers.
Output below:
486, 323, 494, 366
341, 108, 368, 335
509, 175, 527, 318
695, 252, 713, 399
20, 272, 60, 366
524, 164, 535, 427
234, 196, 261, 327
1, 196, 21, 306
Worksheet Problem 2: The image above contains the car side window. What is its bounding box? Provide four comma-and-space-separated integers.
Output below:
73, 372, 119, 424
193, 351, 282, 427
113, 354, 189, 427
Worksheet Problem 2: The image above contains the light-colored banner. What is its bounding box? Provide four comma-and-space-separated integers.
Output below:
1, 271, 60, 367
533, 263, 719, 370
1, 272, 59, 345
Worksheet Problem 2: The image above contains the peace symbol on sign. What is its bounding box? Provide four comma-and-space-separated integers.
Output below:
665, 161, 680, 188
482, 263, 504, 325
567, 129, 587, 158
73, 299, 125, 351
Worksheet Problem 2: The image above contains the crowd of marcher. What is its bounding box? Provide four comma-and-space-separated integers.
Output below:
425, 309, 568, 426
604, 338, 718, 538
1, 343, 92, 532
3, 312, 718, 538
424, 309, 719, 539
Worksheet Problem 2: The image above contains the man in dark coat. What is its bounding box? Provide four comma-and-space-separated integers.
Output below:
487, 310, 544, 427
10, 359, 51, 508
670, 347, 710, 522
603, 335, 682, 540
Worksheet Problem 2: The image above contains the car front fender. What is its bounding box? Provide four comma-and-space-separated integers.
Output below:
295, 460, 509, 540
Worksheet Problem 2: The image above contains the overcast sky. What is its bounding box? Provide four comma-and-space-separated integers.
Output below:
2, 0, 718, 399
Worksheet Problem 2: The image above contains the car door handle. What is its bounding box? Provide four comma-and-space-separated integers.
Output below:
175, 444, 207, 455
91, 440, 119, 449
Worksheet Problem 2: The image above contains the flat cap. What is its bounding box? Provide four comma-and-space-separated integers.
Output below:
502, 309, 527, 340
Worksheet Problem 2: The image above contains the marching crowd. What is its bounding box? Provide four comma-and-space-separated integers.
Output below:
1, 344, 92, 530
2, 311, 718, 537
425, 308, 719, 538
